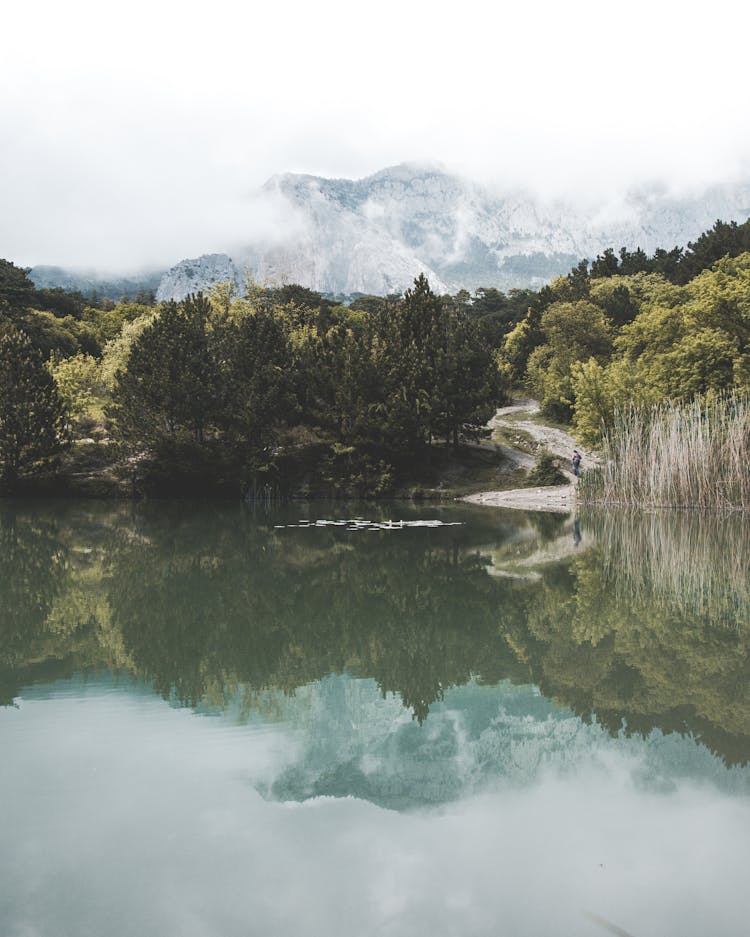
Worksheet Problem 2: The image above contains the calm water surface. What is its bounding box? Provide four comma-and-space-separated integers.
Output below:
1, 500, 749, 937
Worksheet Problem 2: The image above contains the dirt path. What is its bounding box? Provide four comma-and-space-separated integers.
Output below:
489, 398, 599, 479
463, 398, 597, 513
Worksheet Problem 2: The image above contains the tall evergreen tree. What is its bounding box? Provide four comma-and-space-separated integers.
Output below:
590, 248, 620, 279
436, 309, 504, 446
217, 306, 297, 456
112, 294, 220, 444
378, 273, 445, 453
676, 219, 750, 283
0, 328, 68, 486
0, 259, 36, 307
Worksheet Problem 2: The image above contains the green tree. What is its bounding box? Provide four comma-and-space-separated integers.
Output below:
375, 274, 445, 454
456, 286, 534, 347
435, 307, 504, 446
49, 353, 103, 425
590, 247, 620, 279
498, 305, 543, 385
99, 310, 158, 390
0, 259, 36, 306
611, 254, 750, 400
600, 284, 639, 327
526, 301, 613, 420
112, 294, 220, 445
370, 274, 503, 454
0, 329, 69, 486
570, 358, 613, 445
563, 259, 591, 300
676, 218, 750, 284
82, 301, 154, 347
217, 305, 297, 467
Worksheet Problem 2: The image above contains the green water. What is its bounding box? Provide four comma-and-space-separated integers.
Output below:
1, 500, 749, 936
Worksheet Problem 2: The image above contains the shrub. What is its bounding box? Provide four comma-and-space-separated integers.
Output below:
527, 448, 568, 487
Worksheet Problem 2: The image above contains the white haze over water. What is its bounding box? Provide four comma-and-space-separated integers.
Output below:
2, 0, 750, 270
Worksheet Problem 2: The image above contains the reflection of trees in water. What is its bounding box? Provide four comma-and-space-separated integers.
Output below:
0, 502, 142, 703
103, 508, 526, 723
501, 511, 750, 765
0, 505, 71, 703
4, 503, 750, 765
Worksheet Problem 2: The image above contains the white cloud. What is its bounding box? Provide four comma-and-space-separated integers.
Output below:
2, 0, 749, 269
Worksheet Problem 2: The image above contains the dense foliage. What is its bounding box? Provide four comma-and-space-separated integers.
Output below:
105, 274, 504, 495
497, 219, 750, 443
0, 259, 155, 359
0, 328, 68, 487
0, 261, 507, 495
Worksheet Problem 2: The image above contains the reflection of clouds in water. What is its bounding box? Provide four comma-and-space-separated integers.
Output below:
263, 676, 750, 808
2, 681, 750, 937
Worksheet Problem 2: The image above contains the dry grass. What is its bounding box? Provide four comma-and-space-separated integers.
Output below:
491, 425, 538, 453
580, 394, 750, 510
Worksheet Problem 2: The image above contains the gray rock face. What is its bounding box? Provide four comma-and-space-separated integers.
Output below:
156, 165, 750, 299
154, 253, 245, 303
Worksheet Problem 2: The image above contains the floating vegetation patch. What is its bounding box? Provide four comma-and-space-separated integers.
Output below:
273, 518, 464, 531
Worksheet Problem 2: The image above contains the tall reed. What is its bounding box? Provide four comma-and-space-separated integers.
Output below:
579, 393, 750, 510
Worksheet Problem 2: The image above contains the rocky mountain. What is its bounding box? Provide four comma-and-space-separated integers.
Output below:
159, 164, 750, 300
153, 254, 245, 303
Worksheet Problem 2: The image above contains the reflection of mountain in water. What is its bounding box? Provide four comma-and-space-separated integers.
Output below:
266, 676, 594, 807
2, 502, 750, 770
257, 676, 750, 809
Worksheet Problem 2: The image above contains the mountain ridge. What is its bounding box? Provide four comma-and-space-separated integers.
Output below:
29, 164, 750, 301
156, 164, 750, 300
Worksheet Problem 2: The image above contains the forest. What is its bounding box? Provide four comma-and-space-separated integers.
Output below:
0, 270, 503, 496
1, 215, 750, 497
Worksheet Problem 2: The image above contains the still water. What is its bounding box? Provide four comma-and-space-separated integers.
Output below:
1, 501, 749, 937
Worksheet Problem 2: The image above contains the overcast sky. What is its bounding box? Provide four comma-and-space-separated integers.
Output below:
2, 0, 749, 271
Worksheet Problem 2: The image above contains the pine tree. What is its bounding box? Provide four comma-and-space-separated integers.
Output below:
0, 328, 68, 486
378, 273, 444, 453
0, 259, 36, 306
112, 294, 220, 444
217, 305, 296, 454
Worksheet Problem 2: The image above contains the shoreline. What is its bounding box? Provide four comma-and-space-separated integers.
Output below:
462, 483, 575, 514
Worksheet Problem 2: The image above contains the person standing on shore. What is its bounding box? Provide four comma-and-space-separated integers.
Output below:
572, 450, 582, 477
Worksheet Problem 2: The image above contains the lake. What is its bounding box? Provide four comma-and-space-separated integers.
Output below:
1, 500, 749, 937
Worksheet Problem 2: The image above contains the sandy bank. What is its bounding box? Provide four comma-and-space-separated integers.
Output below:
462, 483, 575, 514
